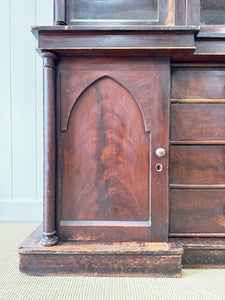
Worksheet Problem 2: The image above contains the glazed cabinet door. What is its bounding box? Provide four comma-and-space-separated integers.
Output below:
57, 58, 169, 242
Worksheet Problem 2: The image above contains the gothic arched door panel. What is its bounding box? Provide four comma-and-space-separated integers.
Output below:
57, 58, 169, 242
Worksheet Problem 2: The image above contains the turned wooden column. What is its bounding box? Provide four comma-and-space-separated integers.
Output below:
41, 52, 58, 246
54, 0, 66, 25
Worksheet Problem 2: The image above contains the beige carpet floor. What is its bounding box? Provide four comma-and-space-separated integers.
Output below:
0, 222, 224, 300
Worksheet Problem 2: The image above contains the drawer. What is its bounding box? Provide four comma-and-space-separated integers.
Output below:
170, 189, 225, 234
171, 104, 225, 141
171, 67, 225, 99
170, 145, 225, 185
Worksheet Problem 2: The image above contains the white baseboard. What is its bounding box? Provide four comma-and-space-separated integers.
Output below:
0, 202, 42, 222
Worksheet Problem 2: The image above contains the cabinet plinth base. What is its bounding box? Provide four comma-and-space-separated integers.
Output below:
178, 238, 225, 269
19, 226, 225, 276
18, 225, 183, 277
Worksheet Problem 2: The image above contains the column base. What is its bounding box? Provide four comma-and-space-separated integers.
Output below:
41, 235, 58, 247
54, 21, 67, 25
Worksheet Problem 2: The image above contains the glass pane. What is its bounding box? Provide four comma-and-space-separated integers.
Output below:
68, 0, 158, 21
200, 0, 225, 25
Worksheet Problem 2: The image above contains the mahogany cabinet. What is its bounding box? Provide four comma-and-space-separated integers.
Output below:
19, 0, 225, 276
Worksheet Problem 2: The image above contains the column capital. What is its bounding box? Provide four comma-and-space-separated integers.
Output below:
40, 51, 58, 67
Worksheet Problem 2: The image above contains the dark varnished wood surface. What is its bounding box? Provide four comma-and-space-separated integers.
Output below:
175, 0, 186, 25
187, 0, 200, 25
171, 104, 225, 141
195, 39, 225, 55
59, 58, 167, 132
31, 25, 225, 63
172, 67, 225, 99
170, 189, 225, 234
41, 52, 58, 246
57, 57, 169, 242
18, 225, 225, 275
38, 30, 195, 50
54, 0, 66, 25
19, 225, 183, 277
170, 64, 225, 239
180, 238, 225, 268
199, 25, 225, 34
32, 25, 225, 63
61, 76, 149, 222
19, 0, 225, 276
170, 145, 225, 185
159, 0, 175, 26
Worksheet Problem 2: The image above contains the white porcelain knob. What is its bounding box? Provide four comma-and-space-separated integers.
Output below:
155, 148, 166, 158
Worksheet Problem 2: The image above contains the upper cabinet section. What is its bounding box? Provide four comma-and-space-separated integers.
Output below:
55, 0, 193, 26
32, 0, 225, 59
200, 0, 225, 25
54, 0, 225, 32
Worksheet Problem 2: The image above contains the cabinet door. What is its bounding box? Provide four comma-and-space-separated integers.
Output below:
57, 58, 169, 242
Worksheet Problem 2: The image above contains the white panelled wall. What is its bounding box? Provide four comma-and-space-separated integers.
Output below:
0, 1, 53, 221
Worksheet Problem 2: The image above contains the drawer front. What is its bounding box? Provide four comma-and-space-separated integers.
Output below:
171, 104, 225, 141
170, 145, 225, 185
170, 189, 225, 234
171, 68, 225, 99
